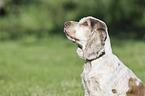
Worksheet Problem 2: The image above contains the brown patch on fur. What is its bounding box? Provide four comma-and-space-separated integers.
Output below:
82, 21, 89, 26
90, 19, 106, 32
90, 19, 98, 29
64, 21, 71, 28
90, 19, 107, 42
126, 78, 145, 96
112, 89, 117, 94
72, 30, 76, 35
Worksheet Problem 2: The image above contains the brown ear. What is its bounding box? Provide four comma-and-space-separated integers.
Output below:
83, 20, 107, 60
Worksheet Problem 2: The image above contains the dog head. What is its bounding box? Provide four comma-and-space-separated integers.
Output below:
64, 16, 110, 60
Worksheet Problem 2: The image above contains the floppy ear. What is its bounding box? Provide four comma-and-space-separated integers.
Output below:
83, 20, 107, 60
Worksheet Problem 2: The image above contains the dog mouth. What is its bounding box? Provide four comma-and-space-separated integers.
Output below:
64, 29, 79, 41
64, 29, 82, 49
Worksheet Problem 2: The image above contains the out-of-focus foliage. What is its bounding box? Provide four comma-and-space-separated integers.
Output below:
0, 0, 145, 40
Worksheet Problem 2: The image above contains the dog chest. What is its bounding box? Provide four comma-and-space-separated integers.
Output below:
81, 58, 129, 96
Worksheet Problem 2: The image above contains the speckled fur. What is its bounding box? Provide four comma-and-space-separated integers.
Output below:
64, 16, 145, 96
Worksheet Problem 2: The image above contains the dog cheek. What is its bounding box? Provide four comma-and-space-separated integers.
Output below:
85, 30, 90, 38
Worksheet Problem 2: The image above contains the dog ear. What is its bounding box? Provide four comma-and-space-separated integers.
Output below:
83, 19, 107, 60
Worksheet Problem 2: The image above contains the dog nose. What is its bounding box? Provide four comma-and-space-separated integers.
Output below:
64, 21, 71, 28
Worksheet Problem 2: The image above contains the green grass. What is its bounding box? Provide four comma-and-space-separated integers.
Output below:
0, 37, 145, 96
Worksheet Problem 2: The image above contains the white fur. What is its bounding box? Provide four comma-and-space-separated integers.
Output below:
64, 16, 143, 96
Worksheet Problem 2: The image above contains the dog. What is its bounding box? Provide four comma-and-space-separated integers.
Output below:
64, 16, 145, 96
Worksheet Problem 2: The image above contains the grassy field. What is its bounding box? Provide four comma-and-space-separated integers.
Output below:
0, 37, 145, 96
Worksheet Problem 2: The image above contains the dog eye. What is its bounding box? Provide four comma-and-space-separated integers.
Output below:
82, 21, 88, 26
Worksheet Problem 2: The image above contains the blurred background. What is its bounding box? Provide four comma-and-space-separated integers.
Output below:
0, 0, 145, 96
0, 0, 145, 40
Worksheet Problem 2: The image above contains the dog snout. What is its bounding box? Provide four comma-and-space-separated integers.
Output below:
64, 21, 71, 28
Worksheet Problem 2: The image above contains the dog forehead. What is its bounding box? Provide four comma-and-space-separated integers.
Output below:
79, 17, 92, 23
79, 16, 106, 25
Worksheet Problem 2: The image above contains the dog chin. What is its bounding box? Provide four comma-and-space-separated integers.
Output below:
66, 35, 75, 42
65, 35, 82, 48
71, 39, 82, 49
